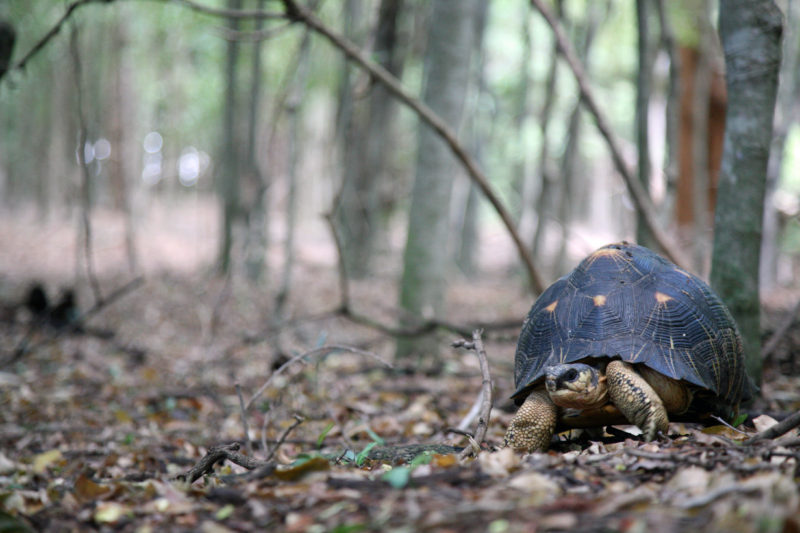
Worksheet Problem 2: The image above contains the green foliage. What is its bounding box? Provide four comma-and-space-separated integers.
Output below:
380, 451, 434, 489
316, 421, 335, 448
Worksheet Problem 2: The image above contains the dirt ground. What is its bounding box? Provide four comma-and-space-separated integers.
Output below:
2, 200, 800, 532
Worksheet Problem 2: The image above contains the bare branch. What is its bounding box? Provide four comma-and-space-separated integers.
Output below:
529, 0, 689, 270
454, 330, 493, 458
279, 0, 546, 293
235, 383, 251, 456
743, 411, 800, 445
264, 414, 304, 462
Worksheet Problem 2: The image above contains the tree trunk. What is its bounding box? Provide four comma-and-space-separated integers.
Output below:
218, 0, 243, 275
710, 0, 783, 389
761, 0, 800, 290
530, 1, 562, 262
454, 0, 488, 275
109, 7, 137, 273
635, 0, 654, 248
244, 0, 269, 283
396, 0, 476, 359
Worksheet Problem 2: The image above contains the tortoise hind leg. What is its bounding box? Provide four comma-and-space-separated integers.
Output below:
503, 389, 558, 452
606, 360, 669, 441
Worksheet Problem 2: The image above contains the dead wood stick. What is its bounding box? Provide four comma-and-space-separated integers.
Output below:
529, 0, 688, 270
235, 383, 251, 456
454, 330, 493, 458
265, 415, 305, 462
762, 298, 800, 360
245, 344, 392, 410
743, 411, 800, 445
177, 442, 269, 484
279, 0, 545, 293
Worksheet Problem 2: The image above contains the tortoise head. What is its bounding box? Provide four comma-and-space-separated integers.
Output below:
545, 363, 608, 410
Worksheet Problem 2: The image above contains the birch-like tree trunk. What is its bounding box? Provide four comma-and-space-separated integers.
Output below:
218, 0, 243, 275
396, 0, 476, 359
710, 0, 783, 388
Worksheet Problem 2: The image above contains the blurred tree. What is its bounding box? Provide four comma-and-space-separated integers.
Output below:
635, 0, 655, 249
243, 0, 269, 282
672, 0, 726, 273
396, 0, 478, 359
761, 0, 800, 290
336, 0, 406, 278
0, 20, 15, 83
218, 0, 244, 275
453, 0, 489, 276
108, 7, 138, 272
711, 0, 783, 389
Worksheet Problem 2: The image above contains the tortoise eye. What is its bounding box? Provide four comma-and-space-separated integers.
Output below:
563, 368, 579, 382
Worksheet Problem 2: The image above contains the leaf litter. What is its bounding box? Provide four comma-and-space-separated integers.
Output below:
1, 268, 800, 532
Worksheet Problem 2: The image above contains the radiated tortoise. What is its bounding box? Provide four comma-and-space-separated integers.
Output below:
503, 242, 754, 452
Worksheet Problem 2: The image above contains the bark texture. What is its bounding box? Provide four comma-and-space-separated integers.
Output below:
396, 0, 476, 358
710, 0, 783, 388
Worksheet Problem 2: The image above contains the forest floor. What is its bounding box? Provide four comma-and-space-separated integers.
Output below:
2, 200, 800, 532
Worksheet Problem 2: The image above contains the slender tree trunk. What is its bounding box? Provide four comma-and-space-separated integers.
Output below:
218, 0, 243, 275
109, 8, 137, 273
531, 1, 563, 261
454, 0, 488, 275
761, 0, 800, 290
635, 0, 654, 248
655, 0, 680, 211
397, 0, 476, 359
244, 0, 268, 282
711, 0, 783, 389
276, 32, 311, 317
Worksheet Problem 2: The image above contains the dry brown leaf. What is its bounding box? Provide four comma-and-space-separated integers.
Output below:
478, 448, 520, 478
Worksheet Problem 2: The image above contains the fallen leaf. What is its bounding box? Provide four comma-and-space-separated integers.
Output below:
478, 448, 520, 478
274, 456, 330, 481
32, 450, 63, 474
753, 414, 779, 433
74, 474, 113, 502
94, 502, 129, 524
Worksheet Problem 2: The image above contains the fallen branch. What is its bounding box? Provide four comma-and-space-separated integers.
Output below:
235, 384, 251, 456
265, 414, 304, 462
743, 410, 800, 445
453, 329, 493, 458
177, 442, 269, 484
529, 0, 688, 270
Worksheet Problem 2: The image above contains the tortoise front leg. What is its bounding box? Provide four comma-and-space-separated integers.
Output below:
606, 360, 669, 441
503, 389, 558, 452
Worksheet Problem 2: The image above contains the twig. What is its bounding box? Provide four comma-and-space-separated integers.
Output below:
529, 0, 688, 270
177, 442, 269, 484
10, 0, 103, 75
279, 0, 545, 293
324, 213, 350, 311
236, 383, 251, 456
710, 414, 749, 435
265, 414, 304, 462
70, 23, 103, 305
454, 330, 493, 458
743, 411, 800, 445
762, 298, 800, 360
245, 344, 392, 410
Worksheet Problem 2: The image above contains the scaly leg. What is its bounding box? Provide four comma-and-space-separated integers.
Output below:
503, 389, 558, 452
606, 360, 668, 441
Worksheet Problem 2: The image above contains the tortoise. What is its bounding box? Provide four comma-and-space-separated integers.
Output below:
503, 242, 754, 452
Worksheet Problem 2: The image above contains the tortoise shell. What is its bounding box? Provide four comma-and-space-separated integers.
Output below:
512, 242, 753, 416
